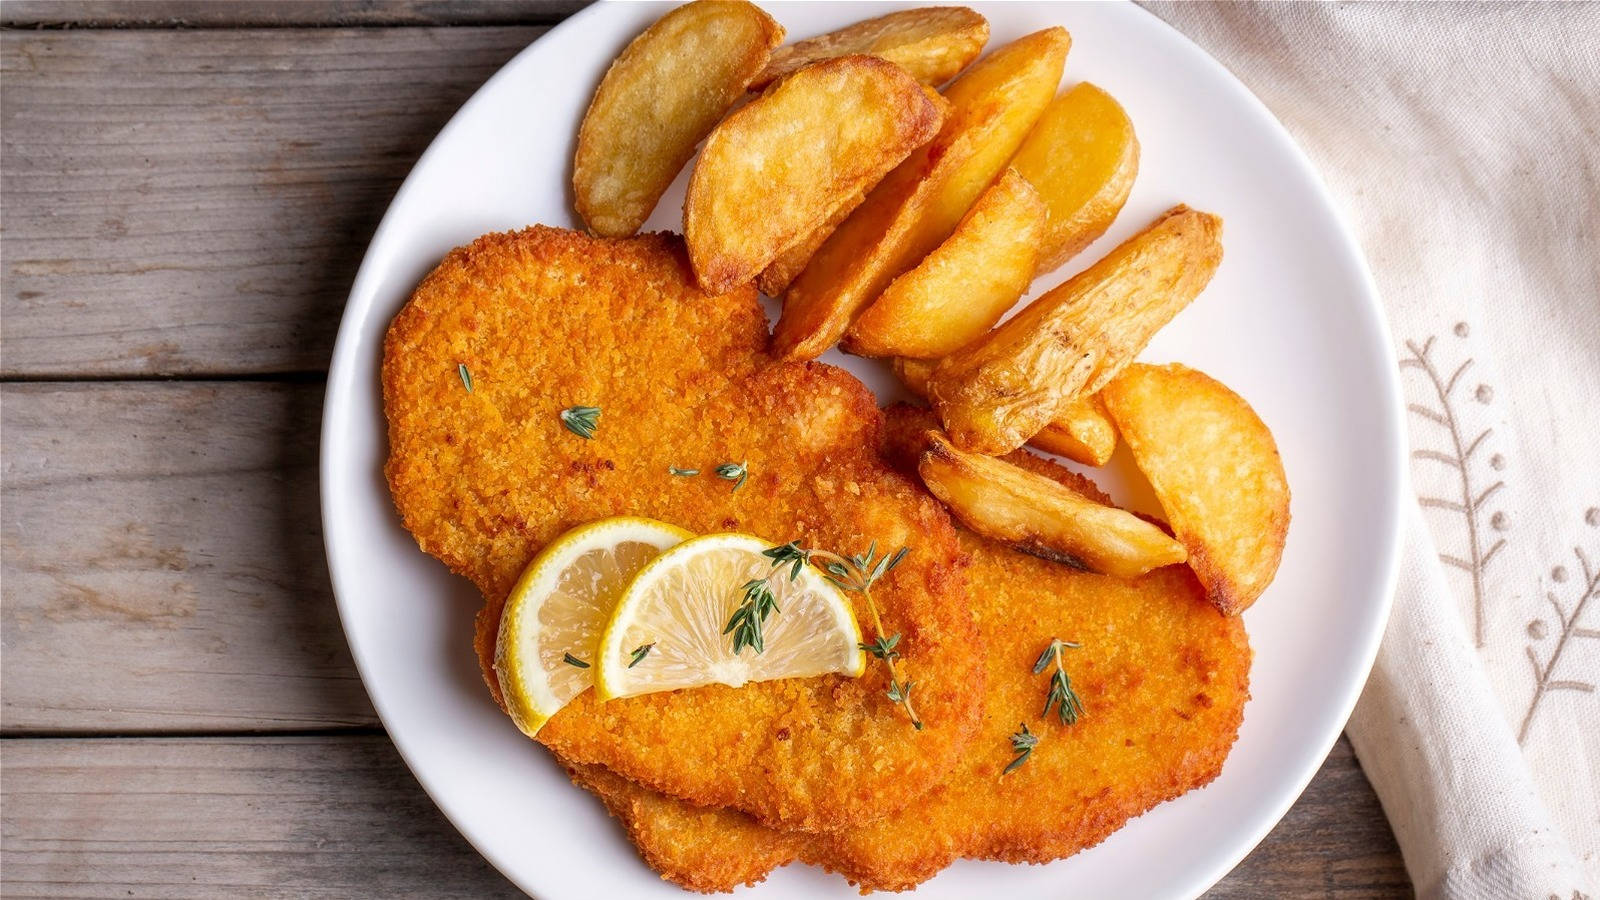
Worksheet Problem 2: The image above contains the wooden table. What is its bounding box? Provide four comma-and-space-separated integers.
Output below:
0, 3, 1411, 895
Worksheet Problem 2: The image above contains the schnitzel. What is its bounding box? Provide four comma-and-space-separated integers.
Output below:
382, 227, 984, 832
564, 405, 1251, 892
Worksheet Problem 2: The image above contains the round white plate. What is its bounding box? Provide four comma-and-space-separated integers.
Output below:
322, 3, 1405, 897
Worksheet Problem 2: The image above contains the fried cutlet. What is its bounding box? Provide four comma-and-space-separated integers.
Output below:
382, 227, 984, 833
565, 405, 1252, 892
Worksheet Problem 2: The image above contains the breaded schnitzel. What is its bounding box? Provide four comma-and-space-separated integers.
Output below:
565, 405, 1251, 892
382, 227, 983, 832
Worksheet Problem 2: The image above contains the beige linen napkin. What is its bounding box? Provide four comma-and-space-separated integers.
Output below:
1144, 3, 1600, 896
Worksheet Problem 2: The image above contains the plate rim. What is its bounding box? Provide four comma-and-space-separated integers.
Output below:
320, 2, 1408, 896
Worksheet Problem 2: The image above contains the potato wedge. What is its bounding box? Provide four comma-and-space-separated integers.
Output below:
930, 205, 1222, 455
751, 7, 989, 90
573, 1, 783, 237
919, 431, 1186, 577
1027, 395, 1118, 467
845, 168, 1046, 358
772, 27, 1070, 361
894, 357, 1117, 466
757, 185, 866, 297
1101, 363, 1289, 614
1010, 82, 1140, 273
686, 55, 942, 293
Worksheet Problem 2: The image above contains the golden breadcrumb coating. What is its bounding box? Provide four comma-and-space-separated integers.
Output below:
564, 405, 1250, 892
383, 227, 982, 833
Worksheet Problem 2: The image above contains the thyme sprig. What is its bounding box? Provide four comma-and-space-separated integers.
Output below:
1033, 638, 1085, 725
559, 405, 601, 439
724, 540, 921, 729
1004, 723, 1037, 775
725, 577, 780, 654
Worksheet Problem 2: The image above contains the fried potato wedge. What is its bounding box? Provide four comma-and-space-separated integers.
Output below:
1010, 82, 1140, 273
1028, 394, 1118, 466
573, 0, 783, 237
756, 185, 867, 297
752, 6, 989, 90
772, 27, 1070, 360
893, 358, 1116, 467
686, 55, 942, 293
1101, 363, 1289, 614
846, 168, 1046, 359
919, 431, 1185, 577
930, 205, 1222, 455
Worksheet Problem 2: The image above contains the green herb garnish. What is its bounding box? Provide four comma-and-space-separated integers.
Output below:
860, 633, 901, 662
458, 363, 473, 393
628, 643, 654, 668
562, 653, 589, 669
1004, 723, 1038, 775
725, 578, 780, 655
1033, 638, 1085, 725
560, 405, 601, 439
669, 467, 700, 477
724, 540, 920, 729
714, 460, 749, 491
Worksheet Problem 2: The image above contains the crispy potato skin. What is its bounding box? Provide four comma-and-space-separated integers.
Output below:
772, 27, 1070, 362
1010, 82, 1141, 273
1028, 394, 1118, 466
894, 358, 1117, 467
930, 205, 1223, 455
756, 184, 867, 297
846, 168, 1046, 359
566, 407, 1249, 893
383, 227, 983, 832
573, 0, 782, 237
751, 6, 990, 90
686, 55, 943, 294
918, 431, 1187, 578
1102, 363, 1290, 614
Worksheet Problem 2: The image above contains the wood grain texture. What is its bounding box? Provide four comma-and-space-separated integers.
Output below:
1, 382, 377, 731
0, 1, 585, 28
0, 27, 542, 377
0, 736, 521, 899
0, 734, 1405, 898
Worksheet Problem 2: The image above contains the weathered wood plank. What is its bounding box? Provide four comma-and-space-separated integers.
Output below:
1210, 739, 1409, 897
0, 1, 584, 28
1, 382, 377, 730
0, 736, 521, 899
0, 27, 543, 377
0, 734, 1405, 897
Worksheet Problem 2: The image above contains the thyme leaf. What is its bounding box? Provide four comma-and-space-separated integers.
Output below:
559, 405, 601, 439
860, 633, 902, 662
1004, 723, 1038, 775
628, 643, 654, 668
458, 363, 473, 393
562, 653, 589, 669
714, 460, 749, 491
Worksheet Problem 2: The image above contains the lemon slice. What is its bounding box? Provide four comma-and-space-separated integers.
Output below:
494, 516, 691, 736
595, 533, 866, 700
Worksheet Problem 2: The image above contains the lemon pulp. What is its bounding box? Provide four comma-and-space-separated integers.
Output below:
596, 533, 865, 700
494, 516, 690, 736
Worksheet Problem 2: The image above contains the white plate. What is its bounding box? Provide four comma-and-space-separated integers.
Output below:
322, 3, 1405, 897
